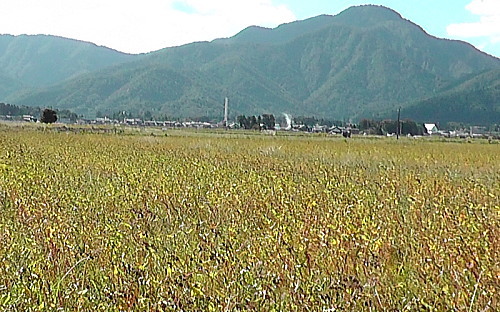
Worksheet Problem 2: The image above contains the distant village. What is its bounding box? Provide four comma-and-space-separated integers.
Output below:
1, 112, 498, 140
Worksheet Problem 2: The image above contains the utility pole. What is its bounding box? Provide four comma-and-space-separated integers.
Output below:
397, 106, 401, 140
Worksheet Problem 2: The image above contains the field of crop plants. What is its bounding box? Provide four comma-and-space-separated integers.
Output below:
0, 124, 498, 311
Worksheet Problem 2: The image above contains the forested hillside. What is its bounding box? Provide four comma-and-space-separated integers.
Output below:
401, 69, 500, 124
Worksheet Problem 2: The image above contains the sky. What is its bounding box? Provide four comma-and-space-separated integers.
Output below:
0, 0, 499, 57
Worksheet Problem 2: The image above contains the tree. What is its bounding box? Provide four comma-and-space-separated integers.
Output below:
237, 115, 250, 129
401, 119, 423, 135
69, 112, 78, 123
41, 109, 57, 124
250, 116, 259, 130
360, 118, 376, 130
261, 114, 276, 130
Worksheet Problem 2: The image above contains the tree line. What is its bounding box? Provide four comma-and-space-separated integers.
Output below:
237, 114, 276, 130
359, 119, 424, 135
0, 103, 77, 123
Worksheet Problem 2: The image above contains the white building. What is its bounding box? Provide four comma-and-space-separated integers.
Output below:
424, 123, 438, 135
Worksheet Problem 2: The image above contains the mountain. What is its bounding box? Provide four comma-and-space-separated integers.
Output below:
214, 14, 336, 46
0, 34, 139, 98
0, 72, 24, 99
401, 69, 500, 124
5, 5, 500, 123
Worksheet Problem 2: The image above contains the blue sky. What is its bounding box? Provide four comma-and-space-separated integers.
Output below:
0, 0, 498, 57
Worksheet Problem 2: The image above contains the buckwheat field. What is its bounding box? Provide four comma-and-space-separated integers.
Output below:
0, 125, 498, 311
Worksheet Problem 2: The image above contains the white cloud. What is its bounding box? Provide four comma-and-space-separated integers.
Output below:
447, 0, 500, 40
0, 0, 296, 54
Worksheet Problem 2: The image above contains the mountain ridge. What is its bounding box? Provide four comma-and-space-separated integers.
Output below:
2, 5, 500, 124
0, 34, 140, 98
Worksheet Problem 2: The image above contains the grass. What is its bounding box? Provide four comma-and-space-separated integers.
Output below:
0, 125, 498, 311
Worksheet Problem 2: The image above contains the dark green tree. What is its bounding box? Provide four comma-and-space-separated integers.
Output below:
40, 109, 58, 124
359, 118, 376, 130
401, 119, 423, 135
250, 116, 259, 130
237, 115, 249, 129
262, 114, 276, 130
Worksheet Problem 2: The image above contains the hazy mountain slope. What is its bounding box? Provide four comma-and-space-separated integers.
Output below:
0, 72, 24, 100
214, 14, 335, 45
401, 69, 500, 124
7, 5, 500, 123
0, 35, 139, 91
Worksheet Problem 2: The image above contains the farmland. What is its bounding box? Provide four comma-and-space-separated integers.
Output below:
0, 125, 498, 311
